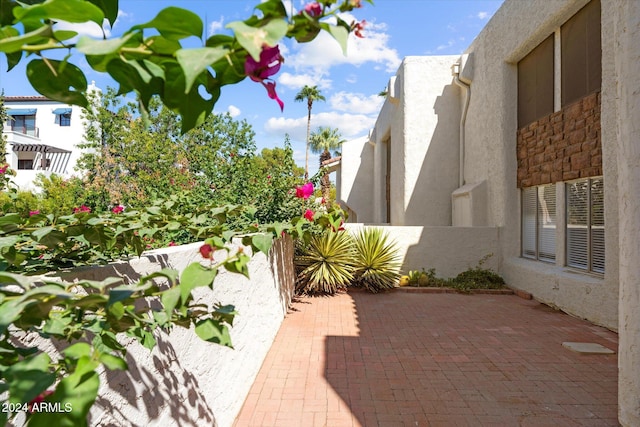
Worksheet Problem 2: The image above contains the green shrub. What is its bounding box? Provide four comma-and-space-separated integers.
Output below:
294, 231, 356, 295
352, 228, 401, 293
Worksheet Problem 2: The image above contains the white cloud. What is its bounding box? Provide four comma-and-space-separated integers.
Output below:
264, 111, 376, 141
436, 39, 456, 51
278, 72, 332, 91
285, 17, 401, 74
54, 20, 111, 39
208, 17, 225, 36
477, 11, 489, 20
228, 105, 241, 117
329, 91, 385, 115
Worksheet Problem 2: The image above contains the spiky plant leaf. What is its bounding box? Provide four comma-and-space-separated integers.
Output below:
352, 227, 402, 293
294, 231, 356, 295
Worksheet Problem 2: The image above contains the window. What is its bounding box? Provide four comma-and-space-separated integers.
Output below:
517, 35, 554, 128
17, 159, 34, 170
566, 177, 604, 273
522, 184, 556, 262
53, 108, 72, 126
59, 113, 71, 126
561, 0, 601, 106
9, 114, 36, 136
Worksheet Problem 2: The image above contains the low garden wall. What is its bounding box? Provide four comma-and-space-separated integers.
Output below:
51, 236, 295, 427
345, 224, 500, 278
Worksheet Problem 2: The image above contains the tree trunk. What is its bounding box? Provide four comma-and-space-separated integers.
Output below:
305, 103, 311, 180
319, 149, 331, 204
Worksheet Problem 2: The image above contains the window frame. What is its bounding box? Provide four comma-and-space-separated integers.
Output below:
521, 184, 557, 263
565, 177, 604, 274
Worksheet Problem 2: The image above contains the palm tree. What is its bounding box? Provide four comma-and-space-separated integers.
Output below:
294, 85, 325, 179
309, 126, 345, 203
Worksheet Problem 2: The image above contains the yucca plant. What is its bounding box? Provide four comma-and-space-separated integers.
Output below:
294, 230, 356, 295
352, 227, 402, 293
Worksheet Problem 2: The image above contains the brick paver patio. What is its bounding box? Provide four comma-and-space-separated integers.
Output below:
234, 289, 619, 427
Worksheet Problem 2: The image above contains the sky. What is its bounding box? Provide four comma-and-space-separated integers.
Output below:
0, 0, 504, 175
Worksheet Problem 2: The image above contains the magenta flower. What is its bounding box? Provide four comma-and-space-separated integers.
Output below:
302, 2, 322, 18
168, 241, 177, 247
0, 166, 7, 174
29, 210, 40, 216
28, 390, 53, 413
244, 45, 285, 111
199, 243, 214, 259
352, 20, 366, 38
73, 205, 91, 213
112, 205, 124, 214
295, 182, 314, 199
304, 209, 315, 221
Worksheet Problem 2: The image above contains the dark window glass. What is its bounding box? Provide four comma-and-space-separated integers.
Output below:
59, 113, 71, 126
561, 0, 601, 106
518, 35, 554, 128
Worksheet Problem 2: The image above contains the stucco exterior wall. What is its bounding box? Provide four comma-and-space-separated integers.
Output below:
48, 236, 295, 427
608, 0, 640, 424
459, 0, 619, 332
368, 56, 460, 226
338, 136, 374, 223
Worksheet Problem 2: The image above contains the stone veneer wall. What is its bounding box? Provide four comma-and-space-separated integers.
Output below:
516, 91, 601, 187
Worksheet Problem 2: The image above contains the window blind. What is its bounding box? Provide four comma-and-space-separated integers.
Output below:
522, 187, 537, 259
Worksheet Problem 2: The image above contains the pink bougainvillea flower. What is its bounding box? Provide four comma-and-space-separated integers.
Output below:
28, 390, 54, 413
199, 243, 214, 259
111, 205, 124, 214
73, 205, 91, 213
352, 20, 366, 38
244, 45, 285, 111
295, 182, 314, 199
349, 0, 362, 8
304, 209, 315, 221
301, 2, 322, 17
0, 165, 7, 174
168, 241, 177, 247
29, 210, 40, 216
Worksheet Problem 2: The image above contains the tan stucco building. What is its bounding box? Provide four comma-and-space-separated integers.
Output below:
337, 1, 640, 425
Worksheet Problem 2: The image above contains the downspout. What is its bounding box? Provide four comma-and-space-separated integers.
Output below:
452, 61, 470, 187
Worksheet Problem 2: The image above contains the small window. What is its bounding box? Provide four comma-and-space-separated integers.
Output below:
566, 177, 604, 273
522, 184, 556, 262
17, 159, 34, 170
59, 113, 71, 126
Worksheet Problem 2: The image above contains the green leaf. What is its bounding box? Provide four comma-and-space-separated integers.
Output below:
161, 286, 180, 317
14, 0, 105, 26
99, 353, 127, 371
223, 253, 250, 279
179, 263, 217, 302
251, 233, 273, 255
29, 357, 100, 427
176, 47, 227, 93
62, 342, 92, 360
87, 0, 118, 26
5, 353, 55, 405
0, 299, 29, 336
226, 19, 288, 61
131, 7, 202, 40
32, 226, 67, 249
107, 287, 133, 307
320, 22, 350, 55
213, 304, 237, 325
76, 32, 136, 56
0, 25, 51, 54
194, 318, 233, 347
26, 59, 88, 107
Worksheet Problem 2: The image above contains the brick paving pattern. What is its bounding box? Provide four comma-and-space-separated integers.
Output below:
234, 290, 619, 427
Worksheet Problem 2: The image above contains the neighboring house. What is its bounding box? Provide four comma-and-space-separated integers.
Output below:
338, 1, 639, 425
2, 82, 99, 190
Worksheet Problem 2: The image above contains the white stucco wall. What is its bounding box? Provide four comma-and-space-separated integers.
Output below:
338, 135, 374, 223
365, 56, 460, 226
46, 236, 295, 427
609, 0, 640, 424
